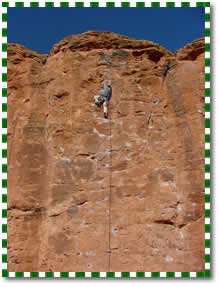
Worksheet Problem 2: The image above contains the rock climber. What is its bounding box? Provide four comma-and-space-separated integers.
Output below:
94, 80, 112, 119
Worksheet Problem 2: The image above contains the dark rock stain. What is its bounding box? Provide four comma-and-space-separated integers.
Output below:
48, 233, 72, 255
160, 169, 175, 181
51, 184, 75, 206
67, 205, 78, 216
74, 159, 94, 180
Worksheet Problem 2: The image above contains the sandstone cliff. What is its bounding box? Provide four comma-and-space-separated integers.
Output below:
7, 31, 205, 272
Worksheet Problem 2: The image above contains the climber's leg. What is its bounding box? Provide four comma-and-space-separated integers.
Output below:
103, 100, 108, 118
94, 95, 102, 107
94, 95, 100, 103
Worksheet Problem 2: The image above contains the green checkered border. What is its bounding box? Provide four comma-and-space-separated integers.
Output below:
1, 0, 210, 278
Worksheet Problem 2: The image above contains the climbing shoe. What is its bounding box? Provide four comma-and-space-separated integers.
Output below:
104, 113, 108, 119
95, 102, 101, 107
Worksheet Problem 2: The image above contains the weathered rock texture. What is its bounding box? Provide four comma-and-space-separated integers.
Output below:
7, 31, 205, 272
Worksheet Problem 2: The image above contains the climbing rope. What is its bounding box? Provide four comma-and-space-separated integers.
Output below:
108, 102, 113, 272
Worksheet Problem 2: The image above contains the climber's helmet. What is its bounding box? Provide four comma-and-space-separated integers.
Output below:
105, 80, 112, 87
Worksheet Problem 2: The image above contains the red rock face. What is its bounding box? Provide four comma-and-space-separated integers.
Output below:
7, 31, 205, 272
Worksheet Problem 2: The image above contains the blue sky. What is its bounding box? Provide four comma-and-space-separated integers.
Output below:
8, 8, 205, 54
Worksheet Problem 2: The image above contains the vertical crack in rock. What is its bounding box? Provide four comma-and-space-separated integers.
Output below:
8, 116, 18, 168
